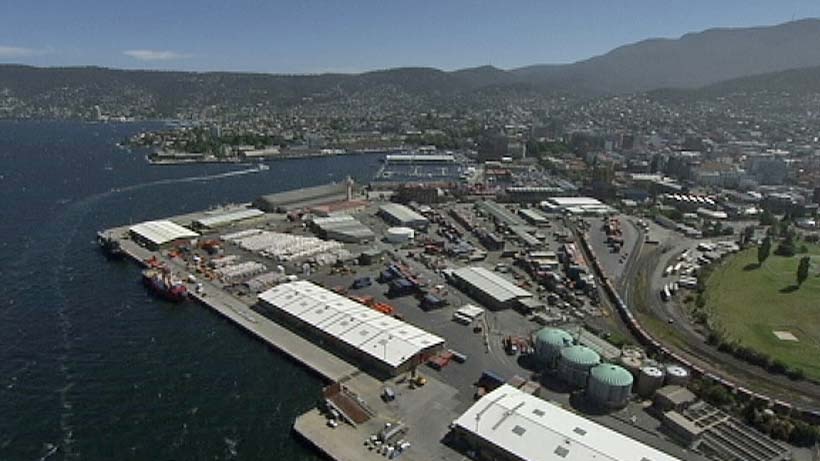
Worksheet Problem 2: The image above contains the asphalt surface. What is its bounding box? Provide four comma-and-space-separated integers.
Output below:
623, 218, 820, 412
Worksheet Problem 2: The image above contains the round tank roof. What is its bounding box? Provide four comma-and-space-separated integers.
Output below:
620, 356, 643, 367
535, 328, 574, 347
666, 365, 689, 377
641, 366, 664, 378
590, 364, 634, 387
560, 345, 600, 366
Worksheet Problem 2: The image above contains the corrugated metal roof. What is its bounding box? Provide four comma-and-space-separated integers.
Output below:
547, 196, 605, 207
255, 182, 348, 210
129, 220, 199, 245
519, 208, 549, 222
452, 266, 532, 304
313, 215, 375, 241
195, 208, 264, 228
453, 384, 681, 461
258, 281, 443, 369
378, 203, 428, 225
475, 201, 525, 226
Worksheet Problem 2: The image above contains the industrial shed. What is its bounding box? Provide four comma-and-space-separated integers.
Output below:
450, 267, 533, 310
378, 203, 429, 230
258, 281, 444, 377
129, 220, 199, 250
540, 196, 614, 215
253, 182, 351, 212
518, 208, 550, 226
310, 215, 375, 243
475, 200, 525, 227
451, 384, 681, 461
192, 208, 265, 230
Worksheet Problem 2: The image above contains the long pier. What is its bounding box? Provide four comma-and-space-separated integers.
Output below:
116, 238, 358, 383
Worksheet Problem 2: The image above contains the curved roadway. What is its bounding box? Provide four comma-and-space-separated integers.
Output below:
622, 219, 820, 411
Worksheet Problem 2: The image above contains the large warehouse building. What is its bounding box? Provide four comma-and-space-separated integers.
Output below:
258, 281, 444, 377
310, 215, 375, 243
129, 220, 199, 250
449, 266, 533, 310
540, 196, 614, 215
192, 208, 265, 230
451, 384, 681, 461
378, 203, 429, 230
253, 182, 351, 212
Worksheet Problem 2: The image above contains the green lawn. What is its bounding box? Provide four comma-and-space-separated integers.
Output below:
705, 245, 820, 380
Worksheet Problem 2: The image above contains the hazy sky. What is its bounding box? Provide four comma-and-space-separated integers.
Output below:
2, 0, 820, 73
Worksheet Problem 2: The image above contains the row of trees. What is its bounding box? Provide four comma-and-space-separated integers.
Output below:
706, 331, 805, 380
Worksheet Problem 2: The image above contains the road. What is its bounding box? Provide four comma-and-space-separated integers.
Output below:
622, 219, 820, 411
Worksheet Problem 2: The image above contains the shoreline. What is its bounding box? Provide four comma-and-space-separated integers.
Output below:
144, 148, 405, 166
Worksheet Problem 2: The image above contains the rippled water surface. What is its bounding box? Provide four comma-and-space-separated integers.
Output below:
0, 120, 380, 460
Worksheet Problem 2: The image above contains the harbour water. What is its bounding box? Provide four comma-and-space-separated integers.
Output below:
0, 120, 380, 460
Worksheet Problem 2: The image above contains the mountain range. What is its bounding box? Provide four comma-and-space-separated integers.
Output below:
3, 18, 820, 117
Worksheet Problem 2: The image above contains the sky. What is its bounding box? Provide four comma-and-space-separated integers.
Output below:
2, 0, 820, 74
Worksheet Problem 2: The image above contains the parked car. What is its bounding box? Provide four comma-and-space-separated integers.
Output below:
351, 277, 372, 289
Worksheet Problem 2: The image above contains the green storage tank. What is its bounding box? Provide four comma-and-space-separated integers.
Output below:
533, 328, 574, 367
587, 364, 633, 408
557, 345, 600, 387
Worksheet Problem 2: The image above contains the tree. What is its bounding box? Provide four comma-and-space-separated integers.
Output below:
775, 234, 796, 257
758, 237, 772, 267
760, 209, 776, 226
797, 256, 811, 287
742, 225, 755, 247
701, 382, 732, 406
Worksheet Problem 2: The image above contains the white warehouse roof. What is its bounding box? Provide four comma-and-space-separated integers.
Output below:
194, 208, 265, 228
129, 220, 199, 246
454, 384, 680, 461
453, 267, 532, 303
545, 196, 605, 207
258, 281, 443, 369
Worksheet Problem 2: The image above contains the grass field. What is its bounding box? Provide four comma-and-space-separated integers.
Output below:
706, 245, 820, 380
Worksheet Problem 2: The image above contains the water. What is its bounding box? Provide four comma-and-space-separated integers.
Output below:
0, 120, 381, 460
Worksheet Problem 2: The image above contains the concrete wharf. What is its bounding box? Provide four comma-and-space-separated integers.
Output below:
116, 236, 358, 382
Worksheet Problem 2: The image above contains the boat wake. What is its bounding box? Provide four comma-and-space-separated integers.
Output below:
110, 165, 267, 195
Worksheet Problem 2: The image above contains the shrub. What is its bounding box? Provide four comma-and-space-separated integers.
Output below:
695, 294, 706, 308
769, 359, 788, 374
775, 240, 796, 257
786, 368, 805, 381
702, 383, 732, 406
789, 421, 819, 447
